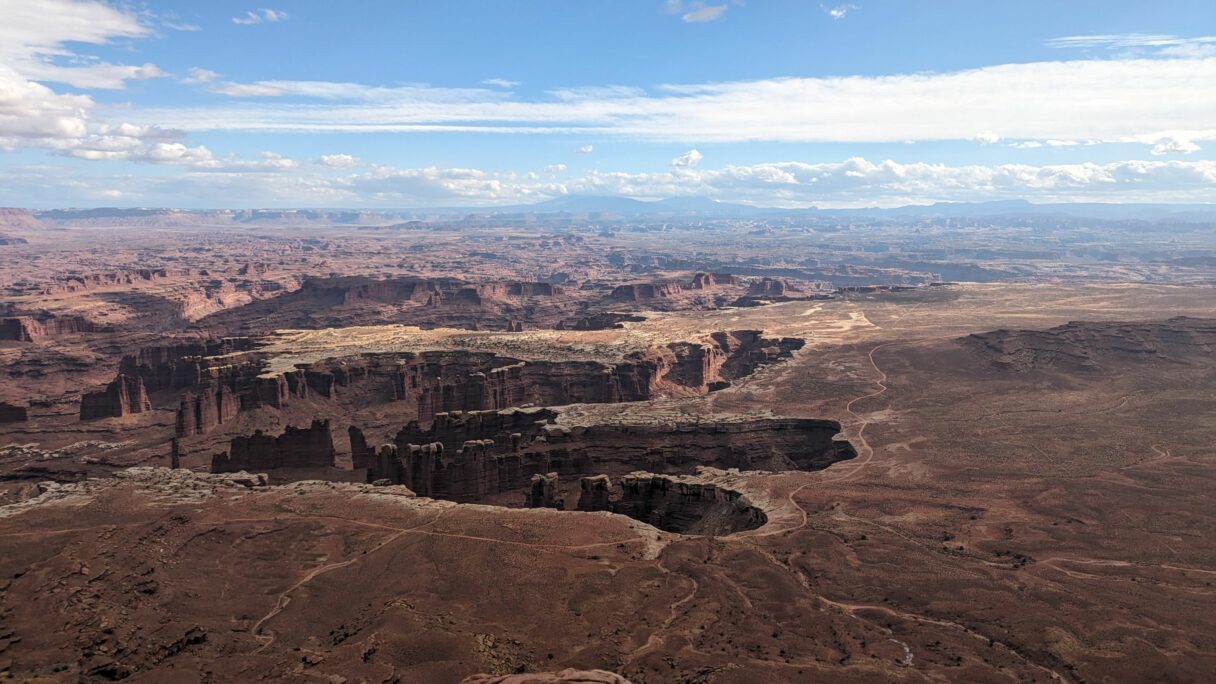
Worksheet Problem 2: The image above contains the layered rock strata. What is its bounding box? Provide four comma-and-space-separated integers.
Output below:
79, 375, 152, 420
210, 419, 337, 473
367, 408, 852, 504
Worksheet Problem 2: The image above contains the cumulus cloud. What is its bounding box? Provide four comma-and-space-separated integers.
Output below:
545, 164, 568, 173
821, 4, 858, 20
1150, 135, 1201, 155
671, 149, 704, 167
482, 78, 521, 88
973, 131, 1001, 145
316, 153, 360, 168
6, 157, 1214, 209
0, 0, 184, 157
232, 8, 289, 25
577, 145, 594, 154
0, 0, 166, 90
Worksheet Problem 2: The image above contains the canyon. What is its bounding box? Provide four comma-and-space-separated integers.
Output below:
0, 208, 1214, 682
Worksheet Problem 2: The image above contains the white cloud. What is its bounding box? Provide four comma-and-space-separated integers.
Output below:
1151, 135, 1201, 155
1046, 34, 1216, 58
671, 149, 704, 167
681, 2, 728, 23
186, 67, 220, 84
973, 131, 1000, 145
545, 164, 568, 173
0, 0, 183, 156
129, 58, 1216, 150
0, 0, 165, 90
577, 145, 594, 154
8, 157, 1214, 209
482, 78, 521, 88
821, 4, 857, 20
316, 153, 360, 168
232, 8, 289, 25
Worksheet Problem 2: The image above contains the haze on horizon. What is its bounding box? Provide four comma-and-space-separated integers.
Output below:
0, 0, 1213, 209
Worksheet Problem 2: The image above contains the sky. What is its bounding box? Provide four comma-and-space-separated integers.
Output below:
0, 0, 1214, 209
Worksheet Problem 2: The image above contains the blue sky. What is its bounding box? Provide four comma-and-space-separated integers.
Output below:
0, 0, 1213, 207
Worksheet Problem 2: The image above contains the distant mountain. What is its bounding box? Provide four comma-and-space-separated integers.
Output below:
819, 200, 1216, 221
482, 196, 1216, 221
26, 198, 1216, 224
485, 194, 765, 216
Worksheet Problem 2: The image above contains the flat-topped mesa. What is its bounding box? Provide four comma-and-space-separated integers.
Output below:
688, 272, 738, 289
119, 338, 260, 392
79, 374, 152, 420
0, 315, 98, 341
748, 277, 792, 297
210, 419, 337, 473
165, 329, 801, 436
298, 276, 565, 307
554, 312, 645, 330
368, 408, 854, 505
609, 282, 684, 301
961, 317, 1216, 374
39, 268, 174, 296
0, 402, 28, 423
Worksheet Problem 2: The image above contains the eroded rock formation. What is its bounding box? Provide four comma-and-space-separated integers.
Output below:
167, 330, 801, 436
367, 408, 852, 505
211, 419, 337, 473
0, 315, 97, 341
526, 472, 562, 509
612, 473, 767, 535
79, 374, 152, 420
962, 317, 1216, 373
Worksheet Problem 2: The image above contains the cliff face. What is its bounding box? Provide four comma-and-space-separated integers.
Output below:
0, 315, 97, 341
962, 317, 1216, 374
748, 277, 790, 297
211, 419, 337, 473
610, 283, 684, 302
0, 402, 28, 423
119, 338, 259, 392
367, 408, 852, 504
612, 474, 767, 535
688, 272, 738, 289
79, 375, 152, 420
168, 330, 800, 437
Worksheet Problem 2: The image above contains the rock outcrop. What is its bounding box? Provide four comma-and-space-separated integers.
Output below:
211, 419, 337, 473
688, 272, 737, 289
526, 472, 562, 509
348, 425, 373, 469
613, 473, 767, 534
0, 315, 97, 341
609, 282, 684, 301
577, 475, 612, 512
460, 670, 631, 684
367, 408, 853, 504
79, 374, 152, 420
554, 313, 645, 330
0, 402, 28, 423
748, 277, 791, 297
962, 317, 1216, 374
181, 330, 799, 436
